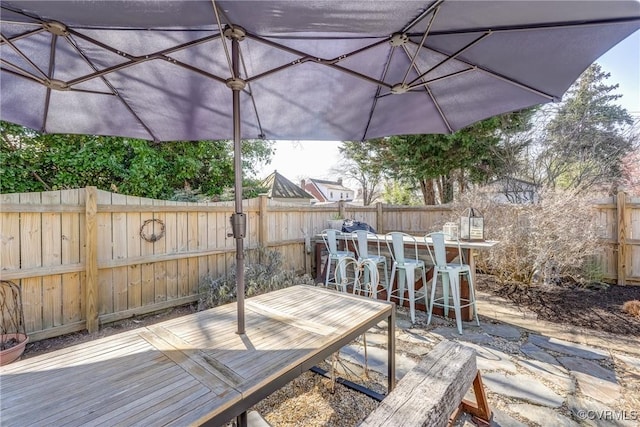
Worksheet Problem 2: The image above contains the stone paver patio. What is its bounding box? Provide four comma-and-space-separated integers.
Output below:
335, 290, 640, 427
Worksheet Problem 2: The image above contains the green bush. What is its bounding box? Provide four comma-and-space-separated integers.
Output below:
198, 246, 316, 310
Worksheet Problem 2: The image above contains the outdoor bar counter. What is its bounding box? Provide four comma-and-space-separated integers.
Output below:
314, 232, 498, 321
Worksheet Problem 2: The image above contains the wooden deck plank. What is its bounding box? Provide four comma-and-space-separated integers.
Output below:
0, 348, 165, 408
62, 376, 198, 427
5, 360, 181, 426
120, 384, 210, 427
0, 285, 394, 426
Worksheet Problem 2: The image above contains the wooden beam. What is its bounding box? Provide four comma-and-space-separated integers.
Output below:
361, 340, 478, 427
85, 186, 99, 333
617, 191, 626, 286
259, 195, 268, 249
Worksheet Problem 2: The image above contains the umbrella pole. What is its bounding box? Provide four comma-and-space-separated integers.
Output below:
229, 35, 246, 335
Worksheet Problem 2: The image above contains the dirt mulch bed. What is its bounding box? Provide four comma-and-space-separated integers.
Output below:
476, 275, 640, 336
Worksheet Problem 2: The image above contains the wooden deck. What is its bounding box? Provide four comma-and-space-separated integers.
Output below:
0, 285, 395, 426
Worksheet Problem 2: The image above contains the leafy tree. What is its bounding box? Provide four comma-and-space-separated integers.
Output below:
355, 110, 534, 205
535, 64, 635, 192
0, 122, 274, 198
380, 181, 422, 205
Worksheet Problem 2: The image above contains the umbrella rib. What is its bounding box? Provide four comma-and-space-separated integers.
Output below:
61, 33, 159, 141
42, 33, 58, 133
415, 42, 557, 101
407, 31, 492, 87
244, 32, 392, 88
239, 48, 266, 139
361, 46, 397, 141
408, 67, 476, 90
400, 44, 453, 133
211, 0, 235, 79
0, 33, 48, 80
424, 84, 452, 133
401, 3, 441, 85
0, 26, 45, 45
402, 0, 445, 33
0, 65, 46, 85
407, 16, 640, 37
66, 28, 225, 86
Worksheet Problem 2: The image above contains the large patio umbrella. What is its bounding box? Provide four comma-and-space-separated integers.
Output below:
2, 1, 639, 333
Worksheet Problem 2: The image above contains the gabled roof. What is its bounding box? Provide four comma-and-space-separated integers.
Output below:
308, 178, 352, 192
261, 170, 313, 199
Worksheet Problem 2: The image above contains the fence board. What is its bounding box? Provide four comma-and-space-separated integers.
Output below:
97, 191, 114, 315
164, 200, 179, 300
140, 197, 156, 307
60, 189, 82, 324
41, 191, 62, 329
1, 193, 20, 272
153, 199, 167, 304
177, 211, 189, 297
19, 192, 43, 333
1, 193, 21, 336
126, 195, 142, 309
111, 193, 129, 312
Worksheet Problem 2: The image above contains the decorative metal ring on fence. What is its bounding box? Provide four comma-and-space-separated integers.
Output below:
139, 218, 165, 242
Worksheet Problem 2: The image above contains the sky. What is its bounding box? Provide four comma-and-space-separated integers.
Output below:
257, 30, 640, 184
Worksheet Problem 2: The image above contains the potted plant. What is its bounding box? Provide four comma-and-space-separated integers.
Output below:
1, 280, 29, 366
327, 213, 344, 230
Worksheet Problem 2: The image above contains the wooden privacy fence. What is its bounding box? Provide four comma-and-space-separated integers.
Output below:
592, 192, 640, 286
0, 187, 451, 341
1, 187, 637, 341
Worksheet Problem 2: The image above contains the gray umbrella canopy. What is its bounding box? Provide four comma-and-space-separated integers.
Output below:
2, 1, 639, 332
2, 1, 639, 141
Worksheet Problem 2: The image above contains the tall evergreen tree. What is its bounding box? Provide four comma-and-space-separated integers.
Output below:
538, 64, 635, 192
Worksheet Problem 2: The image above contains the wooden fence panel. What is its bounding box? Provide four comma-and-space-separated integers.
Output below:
627, 196, 640, 282
3, 188, 638, 341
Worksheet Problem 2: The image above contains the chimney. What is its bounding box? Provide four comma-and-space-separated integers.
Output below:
337, 177, 343, 185
300, 179, 306, 188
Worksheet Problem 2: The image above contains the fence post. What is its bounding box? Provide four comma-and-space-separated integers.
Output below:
376, 202, 383, 233
617, 191, 626, 286
85, 186, 99, 332
338, 200, 346, 219
259, 195, 268, 248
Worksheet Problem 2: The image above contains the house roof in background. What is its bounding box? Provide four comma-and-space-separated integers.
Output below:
308, 178, 352, 192
261, 170, 313, 199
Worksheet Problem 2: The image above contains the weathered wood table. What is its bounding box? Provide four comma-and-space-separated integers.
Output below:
315, 232, 498, 321
0, 285, 395, 426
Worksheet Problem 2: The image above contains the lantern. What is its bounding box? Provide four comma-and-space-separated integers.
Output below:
460, 208, 484, 241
